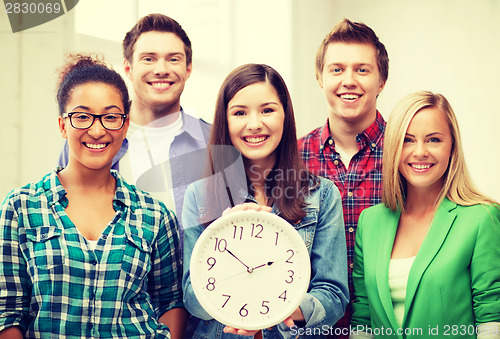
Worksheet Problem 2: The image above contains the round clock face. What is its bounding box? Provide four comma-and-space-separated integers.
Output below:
190, 210, 311, 330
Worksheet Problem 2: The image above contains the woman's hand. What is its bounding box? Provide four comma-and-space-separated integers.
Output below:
223, 326, 261, 336
223, 316, 295, 336
222, 203, 272, 216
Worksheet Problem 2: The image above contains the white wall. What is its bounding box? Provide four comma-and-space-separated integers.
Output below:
0, 9, 73, 200
1, 0, 499, 201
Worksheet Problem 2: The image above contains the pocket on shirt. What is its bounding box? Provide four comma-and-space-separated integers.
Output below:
120, 232, 152, 281
25, 226, 65, 270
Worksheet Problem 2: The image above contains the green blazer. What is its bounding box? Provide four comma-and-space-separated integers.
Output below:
351, 198, 500, 338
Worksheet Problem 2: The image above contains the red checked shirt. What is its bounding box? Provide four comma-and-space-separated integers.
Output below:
298, 111, 385, 337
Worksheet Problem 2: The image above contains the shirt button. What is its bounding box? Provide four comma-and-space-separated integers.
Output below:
91, 260, 97, 266
371, 143, 376, 148
328, 139, 333, 146
347, 191, 354, 198
101, 234, 107, 240
334, 160, 339, 166
350, 263, 354, 269
348, 227, 354, 233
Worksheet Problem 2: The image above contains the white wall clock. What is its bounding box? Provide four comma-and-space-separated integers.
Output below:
190, 210, 311, 330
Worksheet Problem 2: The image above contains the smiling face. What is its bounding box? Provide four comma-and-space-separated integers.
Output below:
398, 107, 453, 195
124, 31, 192, 114
227, 82, 285, 168
320, 42, 385, 129
59, 82, 129, 172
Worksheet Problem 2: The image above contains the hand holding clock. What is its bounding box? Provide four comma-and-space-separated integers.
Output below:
223, 316, 296, 336
215, 203, 305, 335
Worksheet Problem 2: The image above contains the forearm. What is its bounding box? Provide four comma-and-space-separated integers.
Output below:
0, 202, 30, 339
0, 326, 23, 339
158, 308, 188, 339
290, 307, 305, 322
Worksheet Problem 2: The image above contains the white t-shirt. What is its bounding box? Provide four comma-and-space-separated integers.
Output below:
119, 113, 183, 214
388, 256, 415, 327
335, 144, 355, 169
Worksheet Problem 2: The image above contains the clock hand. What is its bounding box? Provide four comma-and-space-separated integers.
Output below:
251, 261, 275, 271
251, 250, 298, 271
225, 248, 253, 273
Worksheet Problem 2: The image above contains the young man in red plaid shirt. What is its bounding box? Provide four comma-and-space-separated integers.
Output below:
298, 19, 389, 338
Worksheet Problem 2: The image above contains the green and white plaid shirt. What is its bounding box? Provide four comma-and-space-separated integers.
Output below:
0, 168, 183, 338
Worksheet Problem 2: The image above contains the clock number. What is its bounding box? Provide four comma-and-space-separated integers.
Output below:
275, 232, 279, 246
279, 290, 287, 301
239, 304, 249, 317
214, 237, 227, 252
207, 257, 216, 270
233, 225, 243, 240
222, 294, 231, 308
286, 249, 294, 263
206, 277, 216, 291
260, 301, 270, 315
251, 223, 263, 238
285, 270, 294, 284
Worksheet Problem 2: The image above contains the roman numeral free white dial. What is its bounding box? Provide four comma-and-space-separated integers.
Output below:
190, 210, 311, 330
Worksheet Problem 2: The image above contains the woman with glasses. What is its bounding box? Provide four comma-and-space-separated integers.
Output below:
0, 54, 185, 338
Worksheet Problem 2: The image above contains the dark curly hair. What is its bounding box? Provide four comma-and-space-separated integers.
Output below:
56, 53, 130, 116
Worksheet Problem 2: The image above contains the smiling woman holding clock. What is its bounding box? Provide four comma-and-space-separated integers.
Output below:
182, 64, 349, 338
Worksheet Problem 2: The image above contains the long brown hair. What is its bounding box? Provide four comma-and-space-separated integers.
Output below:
206, 64, 316, 223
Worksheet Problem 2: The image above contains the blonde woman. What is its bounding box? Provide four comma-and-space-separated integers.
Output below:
351, 91, 499, 338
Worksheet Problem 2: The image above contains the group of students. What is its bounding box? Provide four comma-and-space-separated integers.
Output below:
0, 12, 498, 339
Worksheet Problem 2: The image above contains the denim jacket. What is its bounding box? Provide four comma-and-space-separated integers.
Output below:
182, 176, 349, 338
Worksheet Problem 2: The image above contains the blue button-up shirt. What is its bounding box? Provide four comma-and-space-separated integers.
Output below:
0, 168, 183, 338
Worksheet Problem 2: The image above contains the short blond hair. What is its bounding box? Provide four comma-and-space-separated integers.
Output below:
382, 90, 497, 212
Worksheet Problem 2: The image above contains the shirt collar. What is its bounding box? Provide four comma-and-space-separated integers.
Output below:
319, 120, 333, 150
180, 108, 208, 142
123, 107, 207, 143
42, 168, 68, 207
236, 188, 282, 216
362, 111, 386, 147
42, 167, 131, 211
321, 110, 386, 152
111, 169, 132, 211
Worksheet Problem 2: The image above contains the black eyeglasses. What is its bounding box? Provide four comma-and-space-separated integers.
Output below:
62, 112, 127, 130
